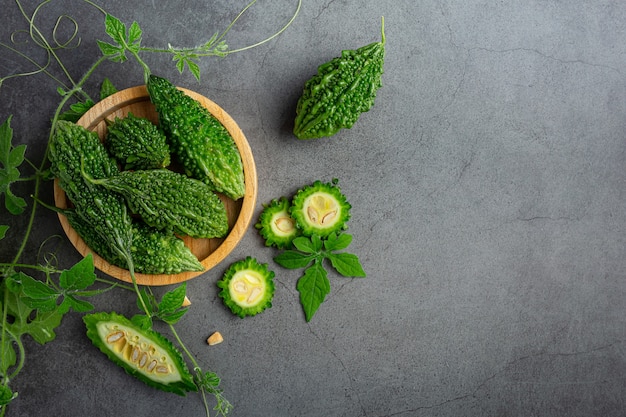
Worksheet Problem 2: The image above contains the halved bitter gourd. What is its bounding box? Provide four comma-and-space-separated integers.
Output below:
217, 257, 275, 318
255, 197, 300, 249
83, 312, 197, 396
290, 179, 351, 238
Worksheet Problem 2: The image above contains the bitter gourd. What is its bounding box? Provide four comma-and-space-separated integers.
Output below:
293, 17, 386, 139
85, 169, 229, 239
65, 210, 203, 275
217, 257, 275, 318
105, 112, 171, 170
147, 74, 245, 200
83, 311, 197, 396
290, 179, 351, 237
255, 197, 300, 249
49, 120, 134, 261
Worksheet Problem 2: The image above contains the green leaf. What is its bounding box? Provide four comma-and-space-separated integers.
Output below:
64, 295, 94, 313
59, 254, 96, 290
24, 308, 65, 344
130, 314, 152, 330
158, 283, 186, 314
58, 100, 95, 122
97, 40, 125, 61
128, 21, 142, 46
0, 225, 8, 239
326, 252, 366, 277
104, 14, 127, 46
0, 385, 17, 406
323, 233, 352, 251
100, 77, 118, 100
187, 60, 201, 81
0, 336, 17, 373
0, 116, 27, 215
273, 250, 316, 269
296, 261, 330, 322
292, 235, 322, 254
158, 309, 187, 325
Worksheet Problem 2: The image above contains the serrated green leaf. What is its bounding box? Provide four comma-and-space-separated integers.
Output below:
128, 21, 142, 46
24, 308, 65, 344
188, 60, 201, 81
0, 116, 27, 215
130, 314, 153, 330
100, 78, 118, 100
0, 385, 17, 406
0, 336, 17, 373
104, 14, 126, 45
4, 188, 26, 215
273, 250, 316, 269
65, 295, 94, 312
292, 236, 319, 254
323, 233, 352, 251
158, 308, 187, 325
59, 254, 96, 291
296, 261, 330, 322
158, 283, 186, 315
18, 274, 58, 300
136, 288, 156, 316
326, 252, 366, 277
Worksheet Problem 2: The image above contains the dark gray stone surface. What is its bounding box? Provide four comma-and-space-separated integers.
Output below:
1, 1, 625, 416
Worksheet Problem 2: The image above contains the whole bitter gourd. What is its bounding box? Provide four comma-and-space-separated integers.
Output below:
66, 210, 203, 275
83, 311, 197, 396
147, 75, 245, 200
217, 257, 275, 318
105, 112, 171, 170
85, 169, 229, 239
290, 179, 351, 237
255, 197, 300, 249
49, 120, 134, 262
293, 17, 386, 139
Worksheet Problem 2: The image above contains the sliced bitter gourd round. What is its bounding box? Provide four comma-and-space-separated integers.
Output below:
290, 179, 351, 237
255, 197, 300, 249
217, 257, 275, 318
83, 312, 197, 396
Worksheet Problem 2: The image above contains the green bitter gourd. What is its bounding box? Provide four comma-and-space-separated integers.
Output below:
293, 17, 386, 139
147, 74, 245, 200
83, 312, 197, 396
49, 120, 134, 262
105, 112, 171, 170
290, 179, 351, 237
84, 169, 229, 239
217, 257, 275, 318
255, 197, 300, 249
65, 210, 203, 275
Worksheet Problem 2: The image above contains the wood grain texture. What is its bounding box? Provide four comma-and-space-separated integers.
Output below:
53, 85, 257, 286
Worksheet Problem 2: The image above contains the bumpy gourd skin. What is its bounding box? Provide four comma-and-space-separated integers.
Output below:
87, 169, 229, 239
217, 257, 275, 318
66, 211, 203, 275
290, 180, 351, 237
147, 75, 245, 200
83, 312, 197, 396
293, 19, 386, 139
255, 197, 301, 249
106, 112, 171, 170
49, 120, 134, 261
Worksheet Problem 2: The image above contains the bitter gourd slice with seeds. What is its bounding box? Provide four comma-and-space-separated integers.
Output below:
105, 112, 170, 170
147, 74, 245, 200
255, 197, 301, 249
83, 312, 197, 396
290, 179, 351, 238
217, 257, 275, 318
293, 17, 386, 139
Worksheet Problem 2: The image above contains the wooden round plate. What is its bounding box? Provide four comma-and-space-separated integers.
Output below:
53, 85, 257, 286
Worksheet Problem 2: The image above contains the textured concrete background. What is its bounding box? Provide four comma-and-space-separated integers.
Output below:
1, 1, 625, 416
